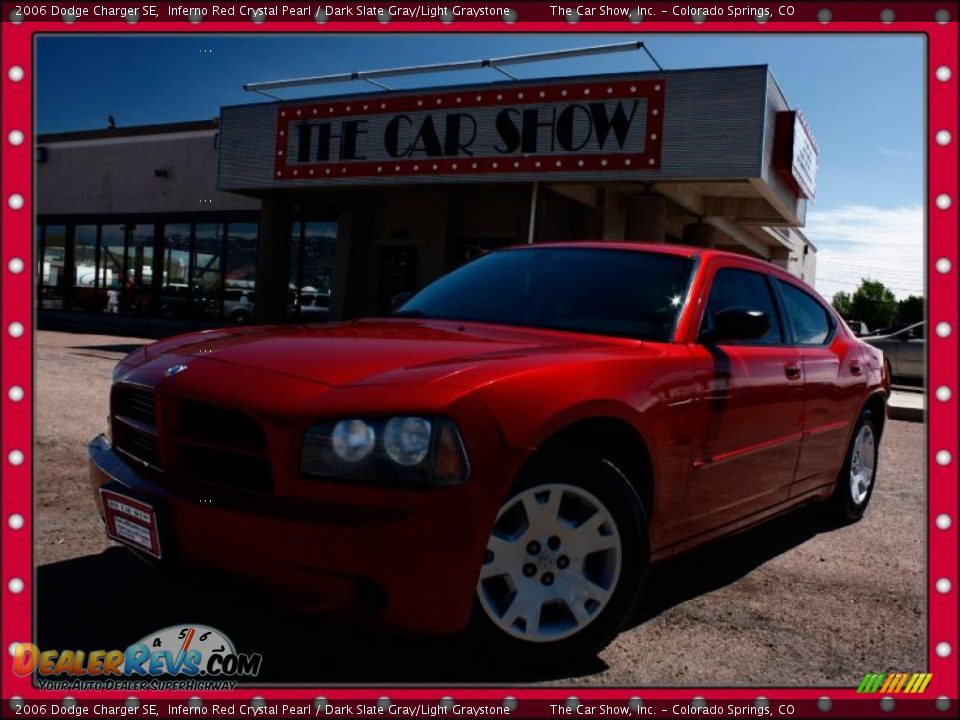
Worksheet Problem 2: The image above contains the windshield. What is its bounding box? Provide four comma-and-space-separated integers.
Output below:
393, 247, 694, 342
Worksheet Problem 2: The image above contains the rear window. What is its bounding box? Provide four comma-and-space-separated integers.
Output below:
777, 280, 833, 345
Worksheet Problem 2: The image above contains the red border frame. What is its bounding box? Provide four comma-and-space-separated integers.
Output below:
1, 4, 957, 716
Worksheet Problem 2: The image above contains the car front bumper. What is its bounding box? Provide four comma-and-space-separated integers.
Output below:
88, 434, 504, 634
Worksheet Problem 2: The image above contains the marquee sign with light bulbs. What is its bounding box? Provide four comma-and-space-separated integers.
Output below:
271, 78, 665, 181
218, 66, 793, 197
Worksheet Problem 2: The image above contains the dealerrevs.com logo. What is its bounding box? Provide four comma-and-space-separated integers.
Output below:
12, 625, 262, 690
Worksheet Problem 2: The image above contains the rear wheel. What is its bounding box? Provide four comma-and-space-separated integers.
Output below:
471, 453, 648, 664
827, 408, 880, 522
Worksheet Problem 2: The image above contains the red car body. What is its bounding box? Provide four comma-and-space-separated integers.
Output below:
89, 243, 889, 635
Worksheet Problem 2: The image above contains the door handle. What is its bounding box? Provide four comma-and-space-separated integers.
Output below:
850, 362, 863, 375
784, 363, 802, 380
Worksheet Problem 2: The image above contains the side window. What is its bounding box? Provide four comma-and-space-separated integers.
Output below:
700, 268, 783, 345
777, 280, 833, 345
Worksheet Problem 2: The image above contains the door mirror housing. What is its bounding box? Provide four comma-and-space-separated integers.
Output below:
705, 308, 771, 343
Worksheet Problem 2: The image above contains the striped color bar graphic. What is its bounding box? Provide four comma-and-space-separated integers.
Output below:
857, 673, 934, 694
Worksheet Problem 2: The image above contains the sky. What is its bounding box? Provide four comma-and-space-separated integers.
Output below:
35, 34, 925, 299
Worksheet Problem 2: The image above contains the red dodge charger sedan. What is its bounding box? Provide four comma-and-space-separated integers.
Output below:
90, 243, 888, 660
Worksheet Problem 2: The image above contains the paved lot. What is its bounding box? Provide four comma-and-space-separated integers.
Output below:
35, 331, 925, 685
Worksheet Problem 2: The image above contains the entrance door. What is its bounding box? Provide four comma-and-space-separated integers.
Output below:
454, 237, 516, 267
378, 246, 419, 312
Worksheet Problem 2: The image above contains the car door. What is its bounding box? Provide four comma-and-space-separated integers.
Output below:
681, 265, 803, 536
774, 279, 868, 498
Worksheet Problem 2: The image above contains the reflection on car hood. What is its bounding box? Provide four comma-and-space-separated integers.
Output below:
143, 318, 642, 387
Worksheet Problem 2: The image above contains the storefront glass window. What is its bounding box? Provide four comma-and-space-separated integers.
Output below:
226, 223, 258, 288
34, 217, 261, 320
193, 223, 223, 318
163, 224, 191, 286
224, 223, 258, 322
128, 225, 155, 314
289, 221, 337, 320
288, 222, 302, 317
74, 226, 98, 288
40, 225, 66, 310
129, 226, 154, 286
161, 223, 193, 318
68, 225, 99, 312
98, 225, 125, 290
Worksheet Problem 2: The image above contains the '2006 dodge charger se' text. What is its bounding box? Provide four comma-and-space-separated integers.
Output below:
90, 243, 889, 661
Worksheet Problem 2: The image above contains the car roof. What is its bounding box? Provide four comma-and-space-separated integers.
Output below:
500, 241, 806, 284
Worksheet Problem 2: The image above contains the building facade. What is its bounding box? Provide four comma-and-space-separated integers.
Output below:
36, 64, 817, 324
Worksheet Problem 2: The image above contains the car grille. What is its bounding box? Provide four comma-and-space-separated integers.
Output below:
123, 388, 156, 424
112, 386, 160, 466
114, 423, 161, 467
111, 385, 272, 492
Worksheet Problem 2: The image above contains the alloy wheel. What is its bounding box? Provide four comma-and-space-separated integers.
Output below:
849, 424, 876, 505
477, 483, 622, 642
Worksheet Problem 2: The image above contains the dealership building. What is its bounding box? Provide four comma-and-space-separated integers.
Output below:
36, 63, 817, 324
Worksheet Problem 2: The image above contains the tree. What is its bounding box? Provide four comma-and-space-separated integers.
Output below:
849, 279, 897, 331
831, 291, 853, 318
895, 295, 924, 326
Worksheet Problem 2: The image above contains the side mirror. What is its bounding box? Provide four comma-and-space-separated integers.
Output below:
706, 308, 771, 343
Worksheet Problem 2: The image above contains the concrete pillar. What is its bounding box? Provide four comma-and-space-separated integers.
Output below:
624, 194, 666, 242
769, 246, 791, 270
253, 197, 292, 322
682, 221, 724, 248
327, 202, 357, 322
600, 190, 626, 241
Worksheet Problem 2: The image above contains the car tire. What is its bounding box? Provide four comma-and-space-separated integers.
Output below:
826, 408, 880, 523
469, 449, 649, 665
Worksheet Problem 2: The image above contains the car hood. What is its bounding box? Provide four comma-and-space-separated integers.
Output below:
141, 319, 639, 388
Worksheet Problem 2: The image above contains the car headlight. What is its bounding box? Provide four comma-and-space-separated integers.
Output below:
301, 416, 469, 486
384, 417, 431, 466
331, 419, 376, 462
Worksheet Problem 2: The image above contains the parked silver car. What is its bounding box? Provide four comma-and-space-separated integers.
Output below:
864, 321, 924, 381
845, 319, 871, 337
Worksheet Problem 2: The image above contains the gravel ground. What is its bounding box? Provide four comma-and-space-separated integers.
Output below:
35, 330, 925, 686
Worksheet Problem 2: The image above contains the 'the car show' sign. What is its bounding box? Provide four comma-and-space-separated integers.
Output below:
272, 78, 665, 180
774, 109, 819, 200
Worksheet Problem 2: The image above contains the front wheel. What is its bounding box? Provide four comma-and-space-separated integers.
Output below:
827, 408, 880, 522
471, 454, 649, 664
